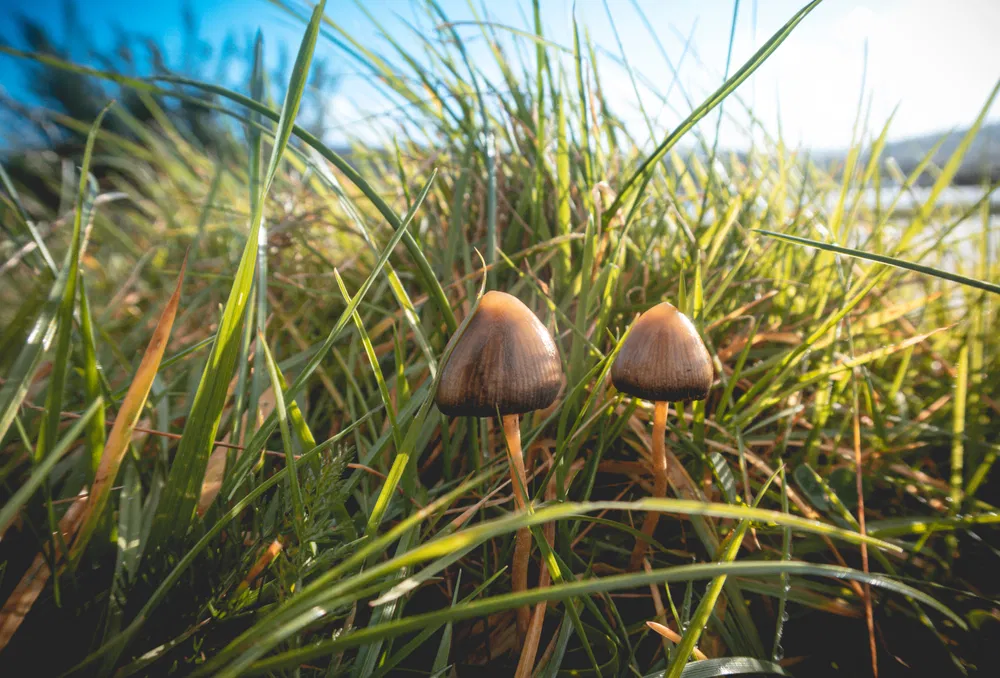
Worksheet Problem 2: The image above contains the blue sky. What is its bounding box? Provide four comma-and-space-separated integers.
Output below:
1, 0, 998, 151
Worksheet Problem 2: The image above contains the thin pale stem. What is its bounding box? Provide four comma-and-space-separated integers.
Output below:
504, 414, 529, 511
854, 395, 878, 677
515, 477, 557, 678
503, 413, 532, 638
630, 400, 668, 571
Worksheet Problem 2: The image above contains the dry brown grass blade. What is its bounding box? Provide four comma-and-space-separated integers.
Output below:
706, 290, 778, 331
197, 435, 234, 518
646, 621, 708, 661
854, 382, 878, 677
0, 489, 87, 650
514, 522, 552, 678
717, 331, 801, 362
515, 455, 575, 678
235, 538, 284, 596
198, 386, 274, 516
70, 256, 187, 561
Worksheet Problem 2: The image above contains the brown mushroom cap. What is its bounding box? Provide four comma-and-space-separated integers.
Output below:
435, 291, 562, 417
611, 301, 713, 402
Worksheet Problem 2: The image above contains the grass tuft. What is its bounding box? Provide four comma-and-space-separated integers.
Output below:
1, 1, 997, 676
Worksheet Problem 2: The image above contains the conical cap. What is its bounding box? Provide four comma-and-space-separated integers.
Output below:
435, 291, 562, 417
611, 301, 713, 402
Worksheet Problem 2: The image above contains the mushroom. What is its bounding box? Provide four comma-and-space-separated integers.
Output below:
611, 301, 713, 570
435, 290, 561, 635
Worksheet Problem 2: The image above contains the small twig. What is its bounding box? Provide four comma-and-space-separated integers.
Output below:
20, 401, 247, 451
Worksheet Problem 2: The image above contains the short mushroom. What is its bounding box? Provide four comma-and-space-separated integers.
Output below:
611, 301, 713, 570
435, 290, 561, 635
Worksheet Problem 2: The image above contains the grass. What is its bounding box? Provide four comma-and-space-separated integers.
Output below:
1, 0, 998, 676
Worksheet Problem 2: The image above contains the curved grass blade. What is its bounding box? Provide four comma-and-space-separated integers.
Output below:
193, 468, 500, 677
357, 245, 488, 541
258, 333, 306, 543
755, 229, 1000, 295
219, 169, 438, 500
195, 495, 906, 676
333, 271, 405, 537
867, 513, 1000, 539
238, 559, 960, 675
247, 31, 269, 438
672, 656, 788, 677
666, 471, 781, 678
305, 147, 438, 376
352, 530, 416, 678
0, 161, 58, 274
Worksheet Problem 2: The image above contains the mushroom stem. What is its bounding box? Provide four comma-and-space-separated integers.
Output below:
503, 413, 532, 638
504, 414, 529, 510
515, 485, 556, 678
630, 400, 669, 570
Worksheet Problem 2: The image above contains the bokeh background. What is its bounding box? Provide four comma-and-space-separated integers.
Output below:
3, 0, 999, 155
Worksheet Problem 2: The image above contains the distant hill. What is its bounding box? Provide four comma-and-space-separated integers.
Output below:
879, 121, 1000, 186
802, 121, 1000, 186
726, 122, 1000, 187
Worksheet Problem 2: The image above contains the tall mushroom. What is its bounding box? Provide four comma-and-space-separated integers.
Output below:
611, 301, 713, 570
435, 290, 562, 635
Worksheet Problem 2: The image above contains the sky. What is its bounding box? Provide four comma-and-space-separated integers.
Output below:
1, 0, 998, 152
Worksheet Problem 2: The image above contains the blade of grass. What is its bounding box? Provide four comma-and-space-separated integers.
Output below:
33, 105, 110, 464
755, 230, 1000, 295
258, 332, 306, 544
239, 558, 961, 675
0, 398, 104, 537
197, 493, 907, 676
221, 168, 436, 500
78, 279, 106, 479
148, 0, 326, 550
665, 471, 779, 678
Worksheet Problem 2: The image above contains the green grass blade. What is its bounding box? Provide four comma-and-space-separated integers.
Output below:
334, 270, 405, 533
672, 657, 788, 677
196, 493, 906, 675
147, 0, 326, 550
0, 160, 58, 274
258, 332, 306, 543
0, 398, 103, 535
755, 229, 1000, 295
78, 279, 106, 478
239, 559, 960, 674
34, 104, 110, 464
